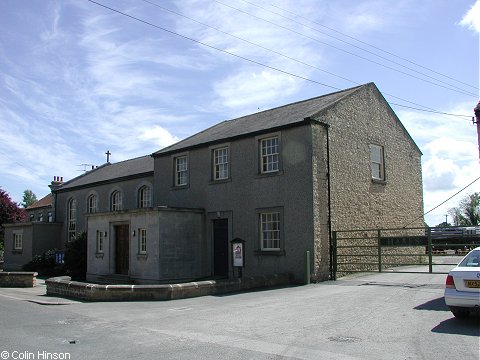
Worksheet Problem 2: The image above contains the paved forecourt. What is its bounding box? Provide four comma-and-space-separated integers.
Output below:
0, 268, 478, 360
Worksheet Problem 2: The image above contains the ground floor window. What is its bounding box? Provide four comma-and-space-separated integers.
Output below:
138, 229, 147, 254
96, 230, 104, 253
13, 233, 23, 250
260, 211, 281, 251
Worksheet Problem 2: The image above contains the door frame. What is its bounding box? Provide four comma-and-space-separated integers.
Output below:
213, 218, 229, 278
113, 223, 130, 275
208, 211, 233, 278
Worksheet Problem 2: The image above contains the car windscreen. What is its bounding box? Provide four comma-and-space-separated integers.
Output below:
459, 250, 480, 267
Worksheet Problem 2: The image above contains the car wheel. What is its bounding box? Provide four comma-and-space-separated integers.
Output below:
449, 306, 469, 318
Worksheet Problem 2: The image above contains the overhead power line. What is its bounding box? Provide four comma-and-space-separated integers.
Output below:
389, 103, 473, 119
258, 0, 479, 92
86, 0, 342, 91
214, 0, 477, 98
404, 175, 480, 228
86, 0, 473, 121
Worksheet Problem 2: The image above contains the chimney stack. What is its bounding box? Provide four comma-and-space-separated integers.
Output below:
49, 176, 64, 192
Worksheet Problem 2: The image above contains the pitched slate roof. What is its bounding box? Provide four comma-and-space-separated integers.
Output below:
58, 155, 154, 191
27, 194, 52, 209
153, 84, 366, 156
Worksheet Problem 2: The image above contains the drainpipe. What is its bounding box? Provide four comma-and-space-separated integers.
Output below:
319, 123, 333, 280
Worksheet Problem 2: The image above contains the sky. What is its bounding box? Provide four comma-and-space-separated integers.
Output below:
0, 0, 479, 227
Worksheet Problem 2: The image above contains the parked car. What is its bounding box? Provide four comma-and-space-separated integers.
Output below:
444, 246, 480, 318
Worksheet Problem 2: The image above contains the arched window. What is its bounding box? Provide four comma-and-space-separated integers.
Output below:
87, 194, 97, 213
111, 190, 122, 211
138, 186, 151, 208
67, 198, 77, 242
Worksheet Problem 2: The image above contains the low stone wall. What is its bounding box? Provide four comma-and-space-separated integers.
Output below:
0, 271, 38, 287
45, 273, 293, 301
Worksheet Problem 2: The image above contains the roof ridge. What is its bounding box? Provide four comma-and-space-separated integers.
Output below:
228, 83, 367, 123
60, 154, 153, 187
153, 122, 226, 155
26, 193, 52, 209
59, 162, 111, 187
153, 83, 370, 156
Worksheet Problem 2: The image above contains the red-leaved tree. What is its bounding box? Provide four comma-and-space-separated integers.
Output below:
0, 188, 27, 250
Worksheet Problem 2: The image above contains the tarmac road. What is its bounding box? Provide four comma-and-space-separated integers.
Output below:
0, 268, 479, 360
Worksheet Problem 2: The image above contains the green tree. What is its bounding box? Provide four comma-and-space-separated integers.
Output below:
21, 189, 37, 208
63, 232, 87, 281
449, 192, 480, 226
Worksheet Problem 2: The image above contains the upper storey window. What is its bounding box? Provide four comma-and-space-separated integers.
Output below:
260, 136, 279, 173
175, 156, 188, 186
87, 194, 97, 214
111, 190, 122, 211
370, 144, 385, 181
213, 147, 229, 180
138, 185, 152, 208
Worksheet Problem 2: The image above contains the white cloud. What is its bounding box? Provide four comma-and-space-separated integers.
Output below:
460, 0, 480, 33
40, 1, 63, 42
397, 101, 480, 226
138, 125, 180, 149
213, 70, 299, 110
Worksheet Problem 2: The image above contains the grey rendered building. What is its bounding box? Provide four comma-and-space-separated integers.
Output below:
4, 83, 424, 283
150, 82, 423, 282
3, 194, 62, 270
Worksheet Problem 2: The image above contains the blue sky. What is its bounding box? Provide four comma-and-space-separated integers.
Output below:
0, 0, 479, 226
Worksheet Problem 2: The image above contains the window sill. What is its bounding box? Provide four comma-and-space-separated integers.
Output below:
136, 253, 148, 261
371, 178, 387, 185
95, 253, 104, 259
256, 170, 284, 179
209, 178, 232, 185
170, 184, 189, 191
254, 250, 285, 256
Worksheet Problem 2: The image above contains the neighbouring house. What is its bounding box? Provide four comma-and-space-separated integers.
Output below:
26, 193, 54, 223
3, 83, 424, 283
3, 194, 62, 270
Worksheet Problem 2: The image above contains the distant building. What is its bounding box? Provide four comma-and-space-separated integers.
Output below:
26, 194, 54, 223
3, 83, 424, 282
4, 194, 61, 270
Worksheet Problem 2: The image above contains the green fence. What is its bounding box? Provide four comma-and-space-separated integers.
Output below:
332, 227, 480, 280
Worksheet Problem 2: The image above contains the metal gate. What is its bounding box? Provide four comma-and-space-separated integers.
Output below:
332, 227, 480, 280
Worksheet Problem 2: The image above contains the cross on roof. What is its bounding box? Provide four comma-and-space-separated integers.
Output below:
105, 150, 111, 163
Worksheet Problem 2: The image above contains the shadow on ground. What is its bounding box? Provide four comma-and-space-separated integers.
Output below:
432, 316, 480, 336
414, 297, 449, 312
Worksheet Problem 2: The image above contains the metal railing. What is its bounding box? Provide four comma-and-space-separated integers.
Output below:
332, 227, 480, 280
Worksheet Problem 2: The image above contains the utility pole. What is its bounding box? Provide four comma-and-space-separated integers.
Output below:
474, 101, 480, 163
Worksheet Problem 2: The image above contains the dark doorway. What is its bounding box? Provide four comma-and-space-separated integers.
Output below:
213, 219, 229, 277
115, 224, 129, 275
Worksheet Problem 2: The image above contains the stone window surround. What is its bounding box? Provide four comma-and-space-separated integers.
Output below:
13, 232, 23, 252
173, 153, 189, 188
370, 143, 386, 182
212, 145, 230, 181
255, 207, 285, 255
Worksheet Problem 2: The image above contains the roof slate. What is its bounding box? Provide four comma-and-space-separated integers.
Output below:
153, 84, 366, 156
59, 155, 154, 190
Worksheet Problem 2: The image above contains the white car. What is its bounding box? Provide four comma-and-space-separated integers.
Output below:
444, 246, 480, 318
